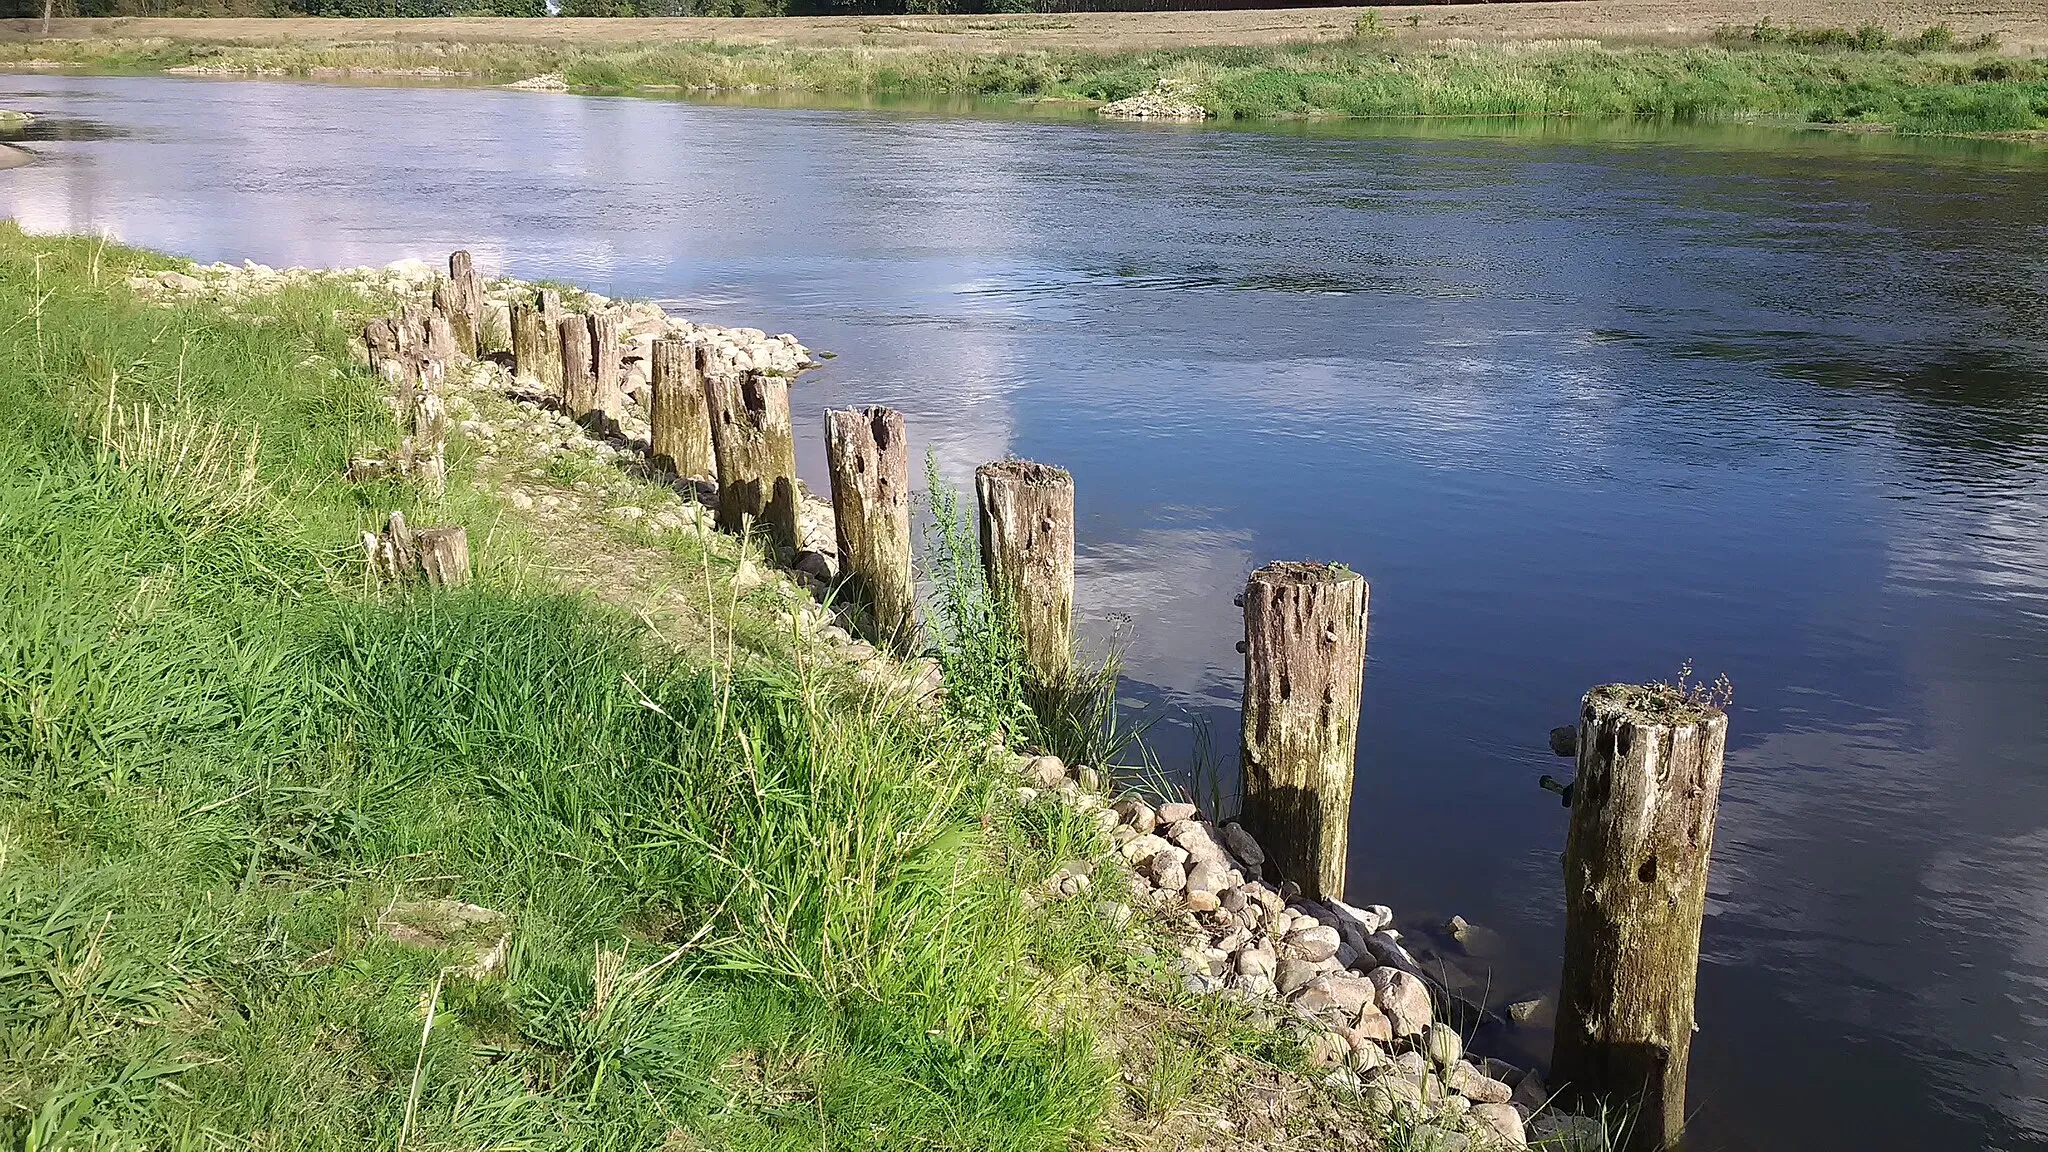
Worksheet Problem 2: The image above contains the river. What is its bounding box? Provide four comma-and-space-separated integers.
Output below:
5, 72, 2047, 1152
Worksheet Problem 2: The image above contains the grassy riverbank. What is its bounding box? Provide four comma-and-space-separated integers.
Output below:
3, 10, 2047, 135
0, 225, 1367, 1148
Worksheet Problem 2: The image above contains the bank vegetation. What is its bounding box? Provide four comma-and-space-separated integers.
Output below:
4, 14, 2045, 135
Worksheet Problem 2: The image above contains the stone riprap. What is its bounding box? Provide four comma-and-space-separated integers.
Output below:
1015, 749, 1603, 1151
1096, 84, 1210, 122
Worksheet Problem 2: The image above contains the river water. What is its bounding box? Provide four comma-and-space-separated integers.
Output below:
5, 73, 2047, 1152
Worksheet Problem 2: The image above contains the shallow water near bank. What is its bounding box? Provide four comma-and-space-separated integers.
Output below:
5, 71, 2048, 1152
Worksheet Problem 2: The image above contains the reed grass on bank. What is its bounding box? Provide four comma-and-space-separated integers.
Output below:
3, 31, 2046, 134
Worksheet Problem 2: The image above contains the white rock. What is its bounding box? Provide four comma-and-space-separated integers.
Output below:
1321, 972, 1377, 1017
1120, 833, 1173, 864
1185, 860, 1233, 898
1352, 1001, 1395, 1043
1425, 1022, 1464, 1068
1145, 852, 1187, 892
1329, 898, 1389, 936
1447, 1060, 1511, 1105
1305, 1029, 1349, 1068
1276, 956, 1320, 996
1019, 755, 1065, 788
1369, 966, 1433, 1037
1470, 1101, 1529, 1148
1285, 924, 1341, 963
1166, 820, 1228, 864
1111, 796, 1156, 835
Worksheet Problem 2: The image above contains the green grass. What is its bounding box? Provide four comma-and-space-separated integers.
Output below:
0, 224, 1149, 1149
4, 29, 2046, 135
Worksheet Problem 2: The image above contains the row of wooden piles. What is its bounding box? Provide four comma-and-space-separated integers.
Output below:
346, 250, 1727, 1152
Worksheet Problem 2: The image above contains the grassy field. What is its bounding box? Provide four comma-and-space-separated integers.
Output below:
0, 224, 1361, 1149
2, 5, 2046, 135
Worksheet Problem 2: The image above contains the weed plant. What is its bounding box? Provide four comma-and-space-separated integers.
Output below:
918, 454, 1149, 777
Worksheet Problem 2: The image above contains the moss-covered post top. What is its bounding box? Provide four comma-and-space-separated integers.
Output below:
1581, 681, 1729, 732
1250, 559, 1357, 586
977, 457, 1070, 489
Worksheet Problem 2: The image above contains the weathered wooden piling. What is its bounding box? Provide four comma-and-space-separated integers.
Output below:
1237, 561, 1368, 903
363, 511, 470, 588
510, 300, 554, 392
397, 304, 429, 358
420, 314, 456, 392
559, 314, 595, 420
649, 337, 714, 479
398, 391, 449, 500
706, 368, 799, 549
363, 316, 401, 380
424, 313, 457, 365
974, 458, 1074, 686
1552, 684, 1729, 1152
588, 312, 623, 432
430, 280, 466, 359
825, 406, 915, 651
446, 250, 484, 355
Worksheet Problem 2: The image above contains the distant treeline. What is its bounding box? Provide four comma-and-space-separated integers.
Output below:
7, 0, 1438, 18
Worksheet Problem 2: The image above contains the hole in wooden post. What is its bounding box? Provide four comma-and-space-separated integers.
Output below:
1638, 855, 1658, 884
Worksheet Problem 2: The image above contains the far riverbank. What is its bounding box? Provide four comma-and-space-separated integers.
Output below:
2, 6, 2046, 137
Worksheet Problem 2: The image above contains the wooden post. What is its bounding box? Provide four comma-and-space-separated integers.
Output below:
430, 280, 466, 359
415, 526, 471, 588
1237, 561, 1367, 903
511, 301, 554, 392
424, 313, 457, 365
396, 305, 429, 358
363, 511, 470, 588
447, 250, 483, 356
559, 314, 595, 421
973, 458, 1074, 687
705, 368, 798, 550
825, 406, 915, 651
363, 317, 405, 387
588, 312, 623, 433
399, 392, 449, 500
420, 314, 455, 393
649, 337, 714, 479
1552, 684, 1729, 1152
